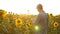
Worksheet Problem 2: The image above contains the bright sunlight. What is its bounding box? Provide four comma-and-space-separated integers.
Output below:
0, 0, 60, 15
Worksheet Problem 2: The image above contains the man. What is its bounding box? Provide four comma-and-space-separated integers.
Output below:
35, 4, 48, 34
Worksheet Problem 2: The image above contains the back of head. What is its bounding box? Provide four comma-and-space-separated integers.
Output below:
37, 4, 43, 12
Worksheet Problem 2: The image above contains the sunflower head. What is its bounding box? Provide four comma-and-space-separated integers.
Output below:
15, 19, 23, 27
0, 9, 6, 17
26, 22, 33, 28
53, 22, 59, 28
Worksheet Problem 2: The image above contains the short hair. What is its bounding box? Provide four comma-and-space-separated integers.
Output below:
37, 4, 43, 9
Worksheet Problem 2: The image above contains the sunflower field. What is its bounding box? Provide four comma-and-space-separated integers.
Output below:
0, 9, 60, 34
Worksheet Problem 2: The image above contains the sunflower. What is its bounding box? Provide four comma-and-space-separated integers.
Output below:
26, 22, 33, 27
53, 22, 59, 28
2, 11, 6, 17
0, 9, 6, 17
15, 18, 23, 27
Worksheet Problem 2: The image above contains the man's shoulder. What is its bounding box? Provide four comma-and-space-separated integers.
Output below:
39, 12, 46, 15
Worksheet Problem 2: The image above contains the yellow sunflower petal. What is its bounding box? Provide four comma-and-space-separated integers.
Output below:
15, 18, 23, 27
53, 22, 59, 28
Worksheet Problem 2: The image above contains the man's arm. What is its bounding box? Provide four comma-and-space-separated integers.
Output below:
35, 14, 41, 24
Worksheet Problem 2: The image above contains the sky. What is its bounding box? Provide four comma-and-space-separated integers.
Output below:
0, 0, 60, 16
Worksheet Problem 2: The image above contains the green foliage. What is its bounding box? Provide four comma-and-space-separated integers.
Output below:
0, 10, 60, 34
